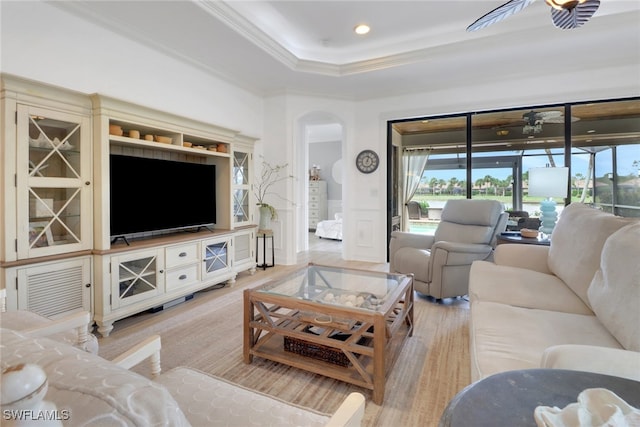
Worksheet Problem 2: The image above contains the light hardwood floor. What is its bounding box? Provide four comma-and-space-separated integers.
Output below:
307, 231, 343, 254
100, 233, 470, 426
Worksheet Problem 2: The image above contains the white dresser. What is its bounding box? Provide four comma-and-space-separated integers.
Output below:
308, 180, 328, 230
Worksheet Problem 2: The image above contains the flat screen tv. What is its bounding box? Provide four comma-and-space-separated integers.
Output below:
109, 154, 216, 238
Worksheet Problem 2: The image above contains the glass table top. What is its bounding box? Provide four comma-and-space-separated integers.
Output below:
257, 264, 409, 312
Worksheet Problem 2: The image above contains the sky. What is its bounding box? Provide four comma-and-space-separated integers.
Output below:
422, 145, 639, 183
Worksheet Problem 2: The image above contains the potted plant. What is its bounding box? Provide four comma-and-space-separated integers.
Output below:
254, 158, 291, 232
419, 201, 429, 216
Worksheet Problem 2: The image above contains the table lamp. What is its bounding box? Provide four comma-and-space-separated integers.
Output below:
528, 167, 569, 235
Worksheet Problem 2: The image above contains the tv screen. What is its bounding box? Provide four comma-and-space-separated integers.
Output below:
109, 154, 216, 237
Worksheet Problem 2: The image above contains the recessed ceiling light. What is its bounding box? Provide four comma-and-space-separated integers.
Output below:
354, 24, 370, 35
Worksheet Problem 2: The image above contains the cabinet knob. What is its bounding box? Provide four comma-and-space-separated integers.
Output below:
179, 252, 187, 257
159, 270, 164, 274
85, 181, 91, 185
85, 283, 91, 288
179, 274, 187, 280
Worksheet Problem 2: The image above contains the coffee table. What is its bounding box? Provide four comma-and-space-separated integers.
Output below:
243, 263, 414, 404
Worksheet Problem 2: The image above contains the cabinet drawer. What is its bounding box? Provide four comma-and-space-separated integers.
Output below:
309, 202, 319, 209
309, 186, 320, 194
309, 219, 319, 227
166, 243, 199, 268
166, 264, 200, 291
309, 210, 319, 219
309, 195, 320, 202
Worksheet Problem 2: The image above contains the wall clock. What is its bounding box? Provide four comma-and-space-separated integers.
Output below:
355, 149, 379, 174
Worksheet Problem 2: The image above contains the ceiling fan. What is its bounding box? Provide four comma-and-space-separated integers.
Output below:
467, 0, 600, 32
521, 110, 579, 134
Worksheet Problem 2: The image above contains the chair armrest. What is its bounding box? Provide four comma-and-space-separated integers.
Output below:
494, 244, 551, 274
430, 241, 493, 267
541, 345, 640, 382
389, 232, 436, 273
390, 231, 435, 249
325, 392, 366, 427
433, 241, 493, 254
111, 334, 162, 378
22, 311, 91, 345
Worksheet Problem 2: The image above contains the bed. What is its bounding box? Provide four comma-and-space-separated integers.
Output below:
315, 213, 343, 241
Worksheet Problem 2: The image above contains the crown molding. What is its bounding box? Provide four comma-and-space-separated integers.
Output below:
49, 1, 269, 96
195, 0, 446, 77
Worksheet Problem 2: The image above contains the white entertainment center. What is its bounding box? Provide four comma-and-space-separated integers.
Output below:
0, 74, 258, 336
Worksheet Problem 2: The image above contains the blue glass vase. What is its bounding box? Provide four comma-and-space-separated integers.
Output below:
539, 199, 558, 234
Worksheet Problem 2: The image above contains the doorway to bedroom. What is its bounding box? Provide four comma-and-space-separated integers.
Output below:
304, 120, 343, 256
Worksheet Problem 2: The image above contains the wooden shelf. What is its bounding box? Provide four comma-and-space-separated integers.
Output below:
109, 135, 230, 158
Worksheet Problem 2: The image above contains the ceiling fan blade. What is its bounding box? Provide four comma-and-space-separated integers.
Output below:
467, 0, 538, 32
551, 0, 600, 29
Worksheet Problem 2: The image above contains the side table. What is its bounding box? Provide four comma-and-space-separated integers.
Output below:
496, 232, 550, 246
256, 231, 274, 270
439, 369, 640, 427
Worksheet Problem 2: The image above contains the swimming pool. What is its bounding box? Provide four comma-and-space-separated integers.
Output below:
408, 221, 439, 234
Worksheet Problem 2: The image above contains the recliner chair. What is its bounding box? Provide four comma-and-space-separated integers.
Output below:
389, 199, 507, 299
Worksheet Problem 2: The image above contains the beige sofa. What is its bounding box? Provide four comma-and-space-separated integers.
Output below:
0, 329, 365, 426
468, 203, 640, 383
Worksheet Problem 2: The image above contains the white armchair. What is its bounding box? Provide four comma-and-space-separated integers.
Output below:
1, 330, 365, 427
389, 199, 507, 299
0, 288, 98, 353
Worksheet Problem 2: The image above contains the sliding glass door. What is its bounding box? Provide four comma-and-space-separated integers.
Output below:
389, 97, 640, 236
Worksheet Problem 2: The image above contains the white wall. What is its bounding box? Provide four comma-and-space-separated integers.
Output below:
259, 95, 355, 264
273, 63, 640, 264
3, 1, 638, 265
0, 1, 263, 137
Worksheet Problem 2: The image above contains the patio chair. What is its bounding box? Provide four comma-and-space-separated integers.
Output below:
407, 200, 422, 219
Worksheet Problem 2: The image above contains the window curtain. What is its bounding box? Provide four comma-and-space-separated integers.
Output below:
402, 149, 430, 231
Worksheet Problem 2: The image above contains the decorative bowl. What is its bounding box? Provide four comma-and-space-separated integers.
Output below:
109, 124, 123, 136
154, 135, 172, 144
183, 141, 193, 148
520, 228, 539, 238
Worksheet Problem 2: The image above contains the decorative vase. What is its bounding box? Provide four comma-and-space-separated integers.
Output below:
538, 199, 558, 235
258, 206, 272, 232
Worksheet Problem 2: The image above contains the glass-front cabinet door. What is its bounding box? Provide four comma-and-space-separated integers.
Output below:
202, 237, 231, 279
16, 105, 92, 258
233, 150, 251, 225
111, 249, 163, 309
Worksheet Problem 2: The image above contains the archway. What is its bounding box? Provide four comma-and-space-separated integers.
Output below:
295, 112, 345, 256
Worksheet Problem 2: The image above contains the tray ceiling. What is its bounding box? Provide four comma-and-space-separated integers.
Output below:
51, 1, 640, 100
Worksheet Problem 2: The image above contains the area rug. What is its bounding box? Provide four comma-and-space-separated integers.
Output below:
98, 275, 470, 426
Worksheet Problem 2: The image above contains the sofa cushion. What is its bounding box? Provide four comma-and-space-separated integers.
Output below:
0, 329, 190, 426
468, 260, 592, 315
548, 203, 635, 310
587, 222, 640, 352
469, 301, 622, 382
156, 367, 330, 427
